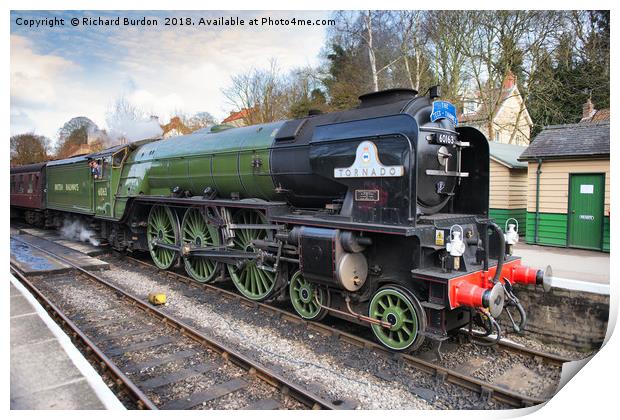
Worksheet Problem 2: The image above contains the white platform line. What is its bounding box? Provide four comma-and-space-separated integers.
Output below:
10, 274, 126, 410
550, 277, 610, 295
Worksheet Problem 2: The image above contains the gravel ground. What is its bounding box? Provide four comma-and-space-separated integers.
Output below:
100, 263, 509, 409
15, 228, 590, 410
499, 333, 593, 360
145, 257, 591, 363
29, 272, 300, 410
434, 342, 560, 398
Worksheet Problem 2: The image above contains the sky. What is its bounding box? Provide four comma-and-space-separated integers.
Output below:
10, 10, 330, 144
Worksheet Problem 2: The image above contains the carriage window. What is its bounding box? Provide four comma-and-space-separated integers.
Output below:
113, 148, 127, 167
18, 175, 24, 193
27, 174, 33, 193
10, 176, 15, 193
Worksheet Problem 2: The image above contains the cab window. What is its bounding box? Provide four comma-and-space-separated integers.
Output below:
112, 148, 127, 168
101, 157, 111, 179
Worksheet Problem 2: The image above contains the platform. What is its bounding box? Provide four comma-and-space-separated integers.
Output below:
10, 232, 109, 274
514, 243, 609, 285
10, 277, 124, 409
10, 238, 71, 275
17, 227, 107, 256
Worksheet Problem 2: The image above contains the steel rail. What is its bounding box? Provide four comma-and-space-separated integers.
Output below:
10, 265, 157, 410
476, 335, 572, 366
10, 235, 337, 410
124, 255, 568, 408
127, 254, 572, 367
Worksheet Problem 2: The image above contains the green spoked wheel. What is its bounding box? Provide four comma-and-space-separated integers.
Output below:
147, 205, 179, 270
181, 208, 220, 282
227, 209, 277, 301
368, 286, 426, 351
289, 271, 330, 321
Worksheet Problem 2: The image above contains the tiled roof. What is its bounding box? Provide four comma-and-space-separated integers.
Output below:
222, 108, 252, 124
519, 121, 609, 161
488, 141, 527, 169
161, 116, 191, 136
590, 108, 610, 122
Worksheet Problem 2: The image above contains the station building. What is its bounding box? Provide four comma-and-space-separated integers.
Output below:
519, 111, 610, 252
488, 142, 528, 234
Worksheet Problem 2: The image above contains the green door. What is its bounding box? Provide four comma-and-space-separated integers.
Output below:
568, 173, 604, 250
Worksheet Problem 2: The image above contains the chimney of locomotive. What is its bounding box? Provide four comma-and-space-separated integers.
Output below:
429, 85, 441, 99
358, 88, 417, 108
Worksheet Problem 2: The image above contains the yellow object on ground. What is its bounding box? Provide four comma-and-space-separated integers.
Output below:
148, 292, 167, 305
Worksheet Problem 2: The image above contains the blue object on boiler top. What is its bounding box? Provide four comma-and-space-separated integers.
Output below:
430, 101, 458, 126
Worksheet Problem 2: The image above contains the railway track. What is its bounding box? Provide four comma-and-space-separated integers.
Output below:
123, 254, 572, 364
10, 229, 570, 409
10, 235, 339, 410
119, 253, 568, 408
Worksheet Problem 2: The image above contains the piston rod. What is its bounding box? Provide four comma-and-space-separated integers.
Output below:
313, 293, 393, 329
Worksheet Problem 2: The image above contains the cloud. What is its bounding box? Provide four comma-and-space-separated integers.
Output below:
10, 109, 36, 132
10, 11, 329, 142
102, 12, 327, 119
10, 34, 109, 140
10, 35, 76, 108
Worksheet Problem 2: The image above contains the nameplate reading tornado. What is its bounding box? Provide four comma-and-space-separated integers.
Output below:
334, 141, 404, 179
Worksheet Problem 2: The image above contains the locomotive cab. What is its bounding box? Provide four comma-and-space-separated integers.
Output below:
89, 144, 131, 218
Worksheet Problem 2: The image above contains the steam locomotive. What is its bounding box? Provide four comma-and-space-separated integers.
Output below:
10, 87, 551, 351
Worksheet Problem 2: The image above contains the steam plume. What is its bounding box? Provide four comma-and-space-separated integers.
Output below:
60, 218, 101, 247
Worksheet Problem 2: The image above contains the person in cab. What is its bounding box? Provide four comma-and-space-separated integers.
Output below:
89, 160, 102, 179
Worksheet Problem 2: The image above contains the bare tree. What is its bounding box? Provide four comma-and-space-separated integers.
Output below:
106, 96, 162, 143
222, 59, 289, 125
460, 10, 564, 143
332, 11, 396, 92
394, 11, 430, 91
55, 116, 97, 158
506, 11, 564, 143
11, 133, 50, 165
107, 96, 146, 126
57, 116, 96, 144
363, 11, 379, 92
320, 10, 607, 135
186, 112, 217, 131
425, 11, 476, 103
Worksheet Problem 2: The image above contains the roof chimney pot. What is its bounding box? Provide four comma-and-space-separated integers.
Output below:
582, 99, 595, 120
503, 70, 516, 89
